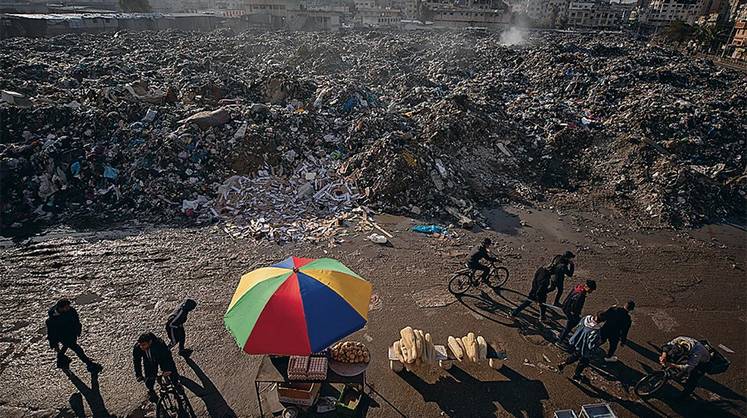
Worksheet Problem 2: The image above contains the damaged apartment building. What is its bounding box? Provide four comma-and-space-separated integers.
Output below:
519, 0, 634, 30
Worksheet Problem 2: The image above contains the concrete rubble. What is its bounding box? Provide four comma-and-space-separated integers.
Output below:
1, 30, 745, 239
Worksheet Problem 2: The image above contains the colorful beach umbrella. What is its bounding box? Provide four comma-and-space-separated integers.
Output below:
224, 256, 373, 355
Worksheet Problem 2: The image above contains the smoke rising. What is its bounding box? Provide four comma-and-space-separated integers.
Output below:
500, 26, 527, 46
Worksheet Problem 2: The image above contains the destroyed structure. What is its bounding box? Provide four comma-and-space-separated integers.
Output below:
1, 30, 745, 240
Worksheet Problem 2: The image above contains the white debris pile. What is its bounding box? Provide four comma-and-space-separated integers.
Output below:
210, 157, 361, 242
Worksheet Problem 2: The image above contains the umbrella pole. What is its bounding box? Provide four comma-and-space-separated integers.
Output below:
256, 381, 264, 417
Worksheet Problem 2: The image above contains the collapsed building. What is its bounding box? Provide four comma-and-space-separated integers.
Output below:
0, 30, 745, 239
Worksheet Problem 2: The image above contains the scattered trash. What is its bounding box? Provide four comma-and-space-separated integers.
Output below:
411, 225, 448, 235
103, 166, 119, 180
1, 90, 32, 108
367, 233, 387, 244
718, 344, 735, 354
1, 31, 744, 234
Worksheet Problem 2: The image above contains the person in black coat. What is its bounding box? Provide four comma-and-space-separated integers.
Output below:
467, 238, 497, 284
556, 280, 596, 343
46, 299, 102, 373
133, 333, 179, 402
599, 300, 634, 362
165, 299, 197, 357
510, 265, 551, 321
547, 251, 575, 306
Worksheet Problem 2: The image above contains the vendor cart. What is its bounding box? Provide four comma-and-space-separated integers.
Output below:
253, 355, 368, 417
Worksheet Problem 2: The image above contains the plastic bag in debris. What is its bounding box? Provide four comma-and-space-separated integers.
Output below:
368, 233, 387, 244
411, 225, 447, 235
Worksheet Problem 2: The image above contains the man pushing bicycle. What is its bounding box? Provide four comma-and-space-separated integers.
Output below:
659, 336, 711, 399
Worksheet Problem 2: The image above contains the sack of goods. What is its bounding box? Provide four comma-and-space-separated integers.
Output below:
447, 332, 488, 363
392, 327, 437, 365
330, 341, 370, 364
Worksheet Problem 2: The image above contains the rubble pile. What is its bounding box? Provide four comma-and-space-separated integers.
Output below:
1, 30, 745, 236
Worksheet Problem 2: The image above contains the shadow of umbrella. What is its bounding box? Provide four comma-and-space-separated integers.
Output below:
63, 369, 111, 418
179, 357, 238, 418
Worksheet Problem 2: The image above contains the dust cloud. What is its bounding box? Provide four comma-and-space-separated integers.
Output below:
500, 26, 526, 46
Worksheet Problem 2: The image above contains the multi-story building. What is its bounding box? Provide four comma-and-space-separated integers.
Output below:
727, 2, 746, 59
355, 7, 402, 25
522, 0, 569, 26
566, 0, 633, 29
423, 0, 511, 29
638, 0, 709, 27
0, 0, 48, 13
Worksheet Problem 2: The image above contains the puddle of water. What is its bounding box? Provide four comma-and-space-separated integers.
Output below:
483, 207, 522, 236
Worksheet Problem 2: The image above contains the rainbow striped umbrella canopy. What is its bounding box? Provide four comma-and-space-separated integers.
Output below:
224, 257, 373, 355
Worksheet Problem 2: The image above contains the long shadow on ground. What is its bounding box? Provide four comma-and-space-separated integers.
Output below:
455, 287, 566, 346
180, 357, 238, 418
63, 370, 111, 418
397, 364, 548, 418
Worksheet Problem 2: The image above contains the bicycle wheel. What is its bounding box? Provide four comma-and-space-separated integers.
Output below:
449, 272, 472, 295
156, 393, 179, 418
634, 371, 668, 397
176, 393, 197, 418
488, 267, 509, 288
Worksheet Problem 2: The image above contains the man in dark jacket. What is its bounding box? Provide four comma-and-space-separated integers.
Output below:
547, 251, 575, 306
467, 238, 497, 284
133, 333, 179, 402
510, 265, 551, 322
165, 299, 197, 357
46, 299, 102, 373
599, 300, 634, 362
556, 280, 596, 343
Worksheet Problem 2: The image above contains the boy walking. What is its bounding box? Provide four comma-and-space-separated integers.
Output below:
556, 280, 597, 343
165, 299, 197, 357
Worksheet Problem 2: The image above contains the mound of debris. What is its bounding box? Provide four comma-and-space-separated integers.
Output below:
1, 30, 745, 238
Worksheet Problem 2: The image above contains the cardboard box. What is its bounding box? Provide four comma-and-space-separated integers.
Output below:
277, 382, 320, 407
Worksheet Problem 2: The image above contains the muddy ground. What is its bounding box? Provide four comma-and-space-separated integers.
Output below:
1, 206, 745, 418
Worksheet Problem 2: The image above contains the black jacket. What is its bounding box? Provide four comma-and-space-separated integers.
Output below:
46, 306, 82, 345
599, 306, 632, 343
468, 245, 496, 266
528, 267, 551, 302
562, 284, 587, 318
166, 299, 197, 329
550, 256, 574, 284
133, 334, 177, 378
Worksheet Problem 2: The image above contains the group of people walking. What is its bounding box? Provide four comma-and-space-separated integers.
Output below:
469, 239, 715, 399
46, 297, 197, 402
46, 240, 718, 407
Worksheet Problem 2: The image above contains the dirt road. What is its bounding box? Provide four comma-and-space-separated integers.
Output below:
1, 206, 745, 417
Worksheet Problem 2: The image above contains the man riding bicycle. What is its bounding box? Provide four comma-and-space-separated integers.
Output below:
659, 336, 711, 399
468, 238, 497, 284
133, 332, 180, 403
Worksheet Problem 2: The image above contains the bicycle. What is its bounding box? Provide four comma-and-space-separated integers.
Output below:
155, 374, 196, 418
634, 340, 730, 398
448, 261, 509, 295
634, 366, 683, 398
